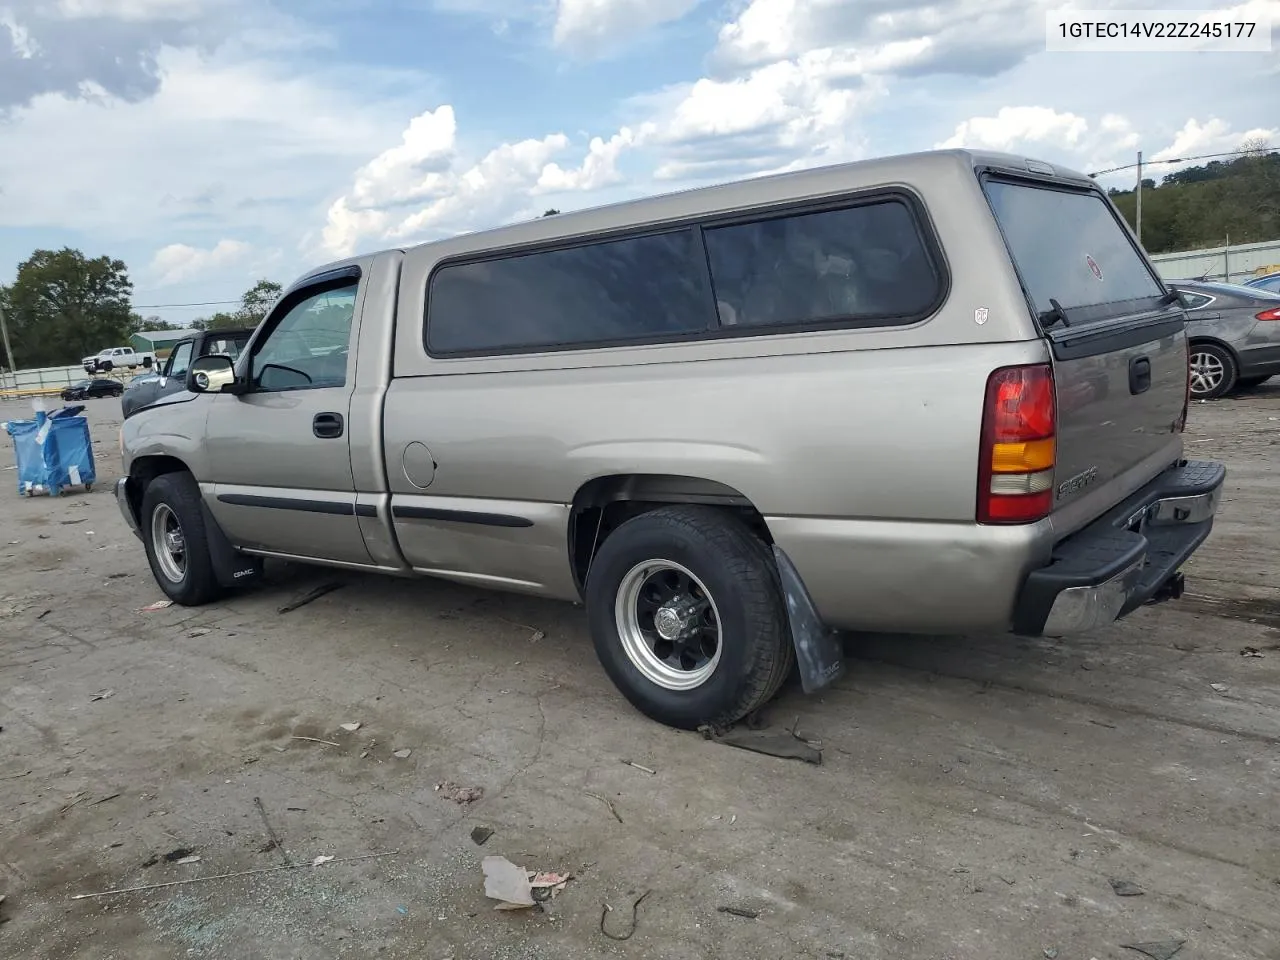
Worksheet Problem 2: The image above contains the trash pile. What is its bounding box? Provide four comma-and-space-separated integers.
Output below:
481, 855, 571, 910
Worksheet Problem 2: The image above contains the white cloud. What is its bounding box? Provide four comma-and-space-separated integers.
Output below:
148, 239, 251, 284
321, 108, 644, 257
552, 0, 700, 56
1, 11, 40, 57
937, 106, 1090, 151
537, 128, 635, 191
935, 107, 1276, 184
0, 46, 419, 232
346, 105, 459, 210
55, 0, 209, 20
1151, 118, 1279, 163
715, 0, 1072, 76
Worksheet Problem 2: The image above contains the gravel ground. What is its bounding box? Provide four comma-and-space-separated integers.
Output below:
1, 389, 1278, 960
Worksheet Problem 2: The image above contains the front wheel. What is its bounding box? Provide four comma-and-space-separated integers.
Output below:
140, 472, 223, 605
1189, 343, 1237, 400
585, 505, 794, 730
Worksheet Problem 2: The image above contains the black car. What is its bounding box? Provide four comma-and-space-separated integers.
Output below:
62, 378, 124, 401
121, 328, 255, 418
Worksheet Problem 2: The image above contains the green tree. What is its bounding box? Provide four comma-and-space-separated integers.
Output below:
1109, 148, 1279, 253
1, 248, 133, 368
130, 314, 180, 334
239, 279, 283, 325
193, 279, 282, 331
192, 310, 241, 332
542, 208, 560, 217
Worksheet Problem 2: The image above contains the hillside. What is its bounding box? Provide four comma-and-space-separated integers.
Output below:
1105, 150, 1280, 254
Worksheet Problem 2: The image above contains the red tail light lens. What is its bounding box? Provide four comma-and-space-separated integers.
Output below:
978, 364, 1056, 524
1256, 307, 1280, 321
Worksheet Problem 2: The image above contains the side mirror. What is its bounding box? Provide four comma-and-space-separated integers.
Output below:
143, 356, 153, 369
187, 354, 238, 394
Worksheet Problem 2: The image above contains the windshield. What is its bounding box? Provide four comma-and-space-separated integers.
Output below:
984, 179, 1164, 319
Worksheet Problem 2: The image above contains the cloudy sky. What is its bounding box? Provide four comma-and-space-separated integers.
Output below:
1, 0, 1276, 323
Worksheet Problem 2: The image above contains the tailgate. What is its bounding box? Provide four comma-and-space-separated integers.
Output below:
983, 176, 1187, 526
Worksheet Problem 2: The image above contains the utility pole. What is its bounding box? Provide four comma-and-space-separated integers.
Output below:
0, 302, 16, 390
1135, 150, 1143, 245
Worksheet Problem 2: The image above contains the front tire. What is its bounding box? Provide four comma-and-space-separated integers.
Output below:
586, 505, 794, 730
140, 472, 223, 605
1188, 343, 1237, 400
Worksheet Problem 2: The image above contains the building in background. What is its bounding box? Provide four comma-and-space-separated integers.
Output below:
1149, 238, 1280, 284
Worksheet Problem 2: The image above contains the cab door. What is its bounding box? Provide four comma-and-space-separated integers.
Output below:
202, 265, 372, 565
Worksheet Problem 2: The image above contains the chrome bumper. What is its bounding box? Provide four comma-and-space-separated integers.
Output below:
1042, 557, 1146, 637
1015, 460, 1225, 638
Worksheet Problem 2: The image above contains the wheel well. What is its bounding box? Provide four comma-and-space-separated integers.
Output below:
126, 455, 192, 518
1188, 336, 1239, 361
568, 474, 771, 595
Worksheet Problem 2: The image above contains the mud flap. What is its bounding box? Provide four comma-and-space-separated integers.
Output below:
772, 545, 844, 693
200, 502, 264, 589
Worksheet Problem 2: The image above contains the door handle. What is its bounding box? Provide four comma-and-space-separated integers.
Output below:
1129, 356, 1151, 395
313, 412, 344, 439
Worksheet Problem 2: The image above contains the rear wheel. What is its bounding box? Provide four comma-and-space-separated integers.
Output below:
586, 505, 794, 730
141, 472, 223, 605
1188, 343, 1237, 400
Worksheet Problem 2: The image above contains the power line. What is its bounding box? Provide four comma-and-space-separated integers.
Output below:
1089, 148, 1270, 178
132, 299, 241, 309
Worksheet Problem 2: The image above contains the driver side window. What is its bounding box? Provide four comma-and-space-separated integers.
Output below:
250, 282, 358, 392
167, 341, 194, 380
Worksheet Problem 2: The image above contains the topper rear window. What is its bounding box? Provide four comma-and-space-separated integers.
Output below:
983, 179, 1163, 322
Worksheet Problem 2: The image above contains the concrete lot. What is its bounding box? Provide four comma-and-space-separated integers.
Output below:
1, 391, 1278, 960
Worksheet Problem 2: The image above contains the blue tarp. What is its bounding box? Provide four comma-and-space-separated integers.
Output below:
3, 409, 97, 496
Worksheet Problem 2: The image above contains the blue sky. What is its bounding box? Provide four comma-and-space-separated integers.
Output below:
1, 0, 1276, 326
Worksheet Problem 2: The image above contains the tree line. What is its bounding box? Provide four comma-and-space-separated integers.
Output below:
1106, 145, 1279, 254
0, 247, 280, 371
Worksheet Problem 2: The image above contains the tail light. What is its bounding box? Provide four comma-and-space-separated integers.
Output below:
1256, 307, 1280, 321
978, 364, 1056, 524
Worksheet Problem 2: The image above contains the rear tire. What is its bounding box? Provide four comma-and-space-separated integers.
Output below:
141, 472, 223, 606
585, 505, 794, 730
1188, 343, 1237, 400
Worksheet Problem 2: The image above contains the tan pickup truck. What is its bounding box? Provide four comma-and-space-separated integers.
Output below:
116, 148, 1224, 730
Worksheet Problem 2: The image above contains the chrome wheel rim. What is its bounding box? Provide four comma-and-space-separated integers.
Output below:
615, 560, 722, 691
150, 503, 186, 583
1189, 351, 1225, 397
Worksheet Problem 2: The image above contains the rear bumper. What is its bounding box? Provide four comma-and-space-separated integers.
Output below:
1012, 460, 1225, 637
1238, 343, 1280, 378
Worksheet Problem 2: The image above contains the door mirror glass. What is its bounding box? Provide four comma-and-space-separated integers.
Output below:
188, 354, 236, 393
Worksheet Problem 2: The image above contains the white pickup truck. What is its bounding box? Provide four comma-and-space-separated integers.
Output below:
82, 346, 156, 374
